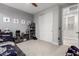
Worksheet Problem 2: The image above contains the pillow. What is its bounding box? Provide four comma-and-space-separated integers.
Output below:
1, 36, 14, 42
0, 41, 15, 47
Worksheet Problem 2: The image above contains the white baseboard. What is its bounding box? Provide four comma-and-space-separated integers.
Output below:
38, 39, 59, 45
52, 42, 58, 45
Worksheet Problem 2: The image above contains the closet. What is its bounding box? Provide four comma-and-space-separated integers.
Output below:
36, 11, 53, 43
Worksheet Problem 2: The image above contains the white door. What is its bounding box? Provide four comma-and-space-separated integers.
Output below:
37, 12, 53, 43
62, 11, 79, 47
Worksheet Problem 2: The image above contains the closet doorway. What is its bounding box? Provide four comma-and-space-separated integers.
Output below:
62, 4, 79, 47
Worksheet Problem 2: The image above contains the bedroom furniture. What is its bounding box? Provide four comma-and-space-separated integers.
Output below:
25, 34, 29, 40
14, 36, 23, 43
0, 41, 25, 56
66, 45, 79, 56
16, 30, 20, 37
29, 22, 36, 39
0, 41, 17, 56
14, 31, 28, 43
0, 32, 13, 42
14, 39, 23, 43
20, 33, 28, 41
26, 28, 30, 40
14, 30, 22, 43
0, 45, 17, 56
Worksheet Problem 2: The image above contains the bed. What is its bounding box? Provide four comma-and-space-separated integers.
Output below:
0, 30, 25, 56
0, 41, 17, 56
0, 31, 18, 56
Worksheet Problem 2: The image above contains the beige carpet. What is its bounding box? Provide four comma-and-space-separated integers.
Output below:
17, 40, 69, 56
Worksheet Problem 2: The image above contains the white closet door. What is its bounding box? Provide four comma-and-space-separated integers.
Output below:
38, 12, 53, 43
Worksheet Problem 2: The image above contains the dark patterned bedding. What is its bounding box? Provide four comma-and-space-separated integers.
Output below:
0, 41, 17, 56
0, 45, 17, 56
66, 46, 79, 56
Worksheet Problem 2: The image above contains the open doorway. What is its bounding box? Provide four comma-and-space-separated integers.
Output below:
62, 4, 79, 47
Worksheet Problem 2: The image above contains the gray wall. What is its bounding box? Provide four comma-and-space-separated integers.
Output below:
0, 4, 33, 36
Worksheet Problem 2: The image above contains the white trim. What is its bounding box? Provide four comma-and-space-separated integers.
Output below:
52, 41, 58, 45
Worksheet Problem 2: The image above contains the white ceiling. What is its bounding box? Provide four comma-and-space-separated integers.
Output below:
3, 3, 62, 14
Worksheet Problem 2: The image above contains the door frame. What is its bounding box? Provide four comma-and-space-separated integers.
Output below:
59, 4, 79, 46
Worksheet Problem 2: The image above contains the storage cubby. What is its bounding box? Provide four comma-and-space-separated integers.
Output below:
29, 22, 36, 39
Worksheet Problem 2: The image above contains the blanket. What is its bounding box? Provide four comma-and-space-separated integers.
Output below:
0, 45, 17, 56
66, 46, 79, 56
